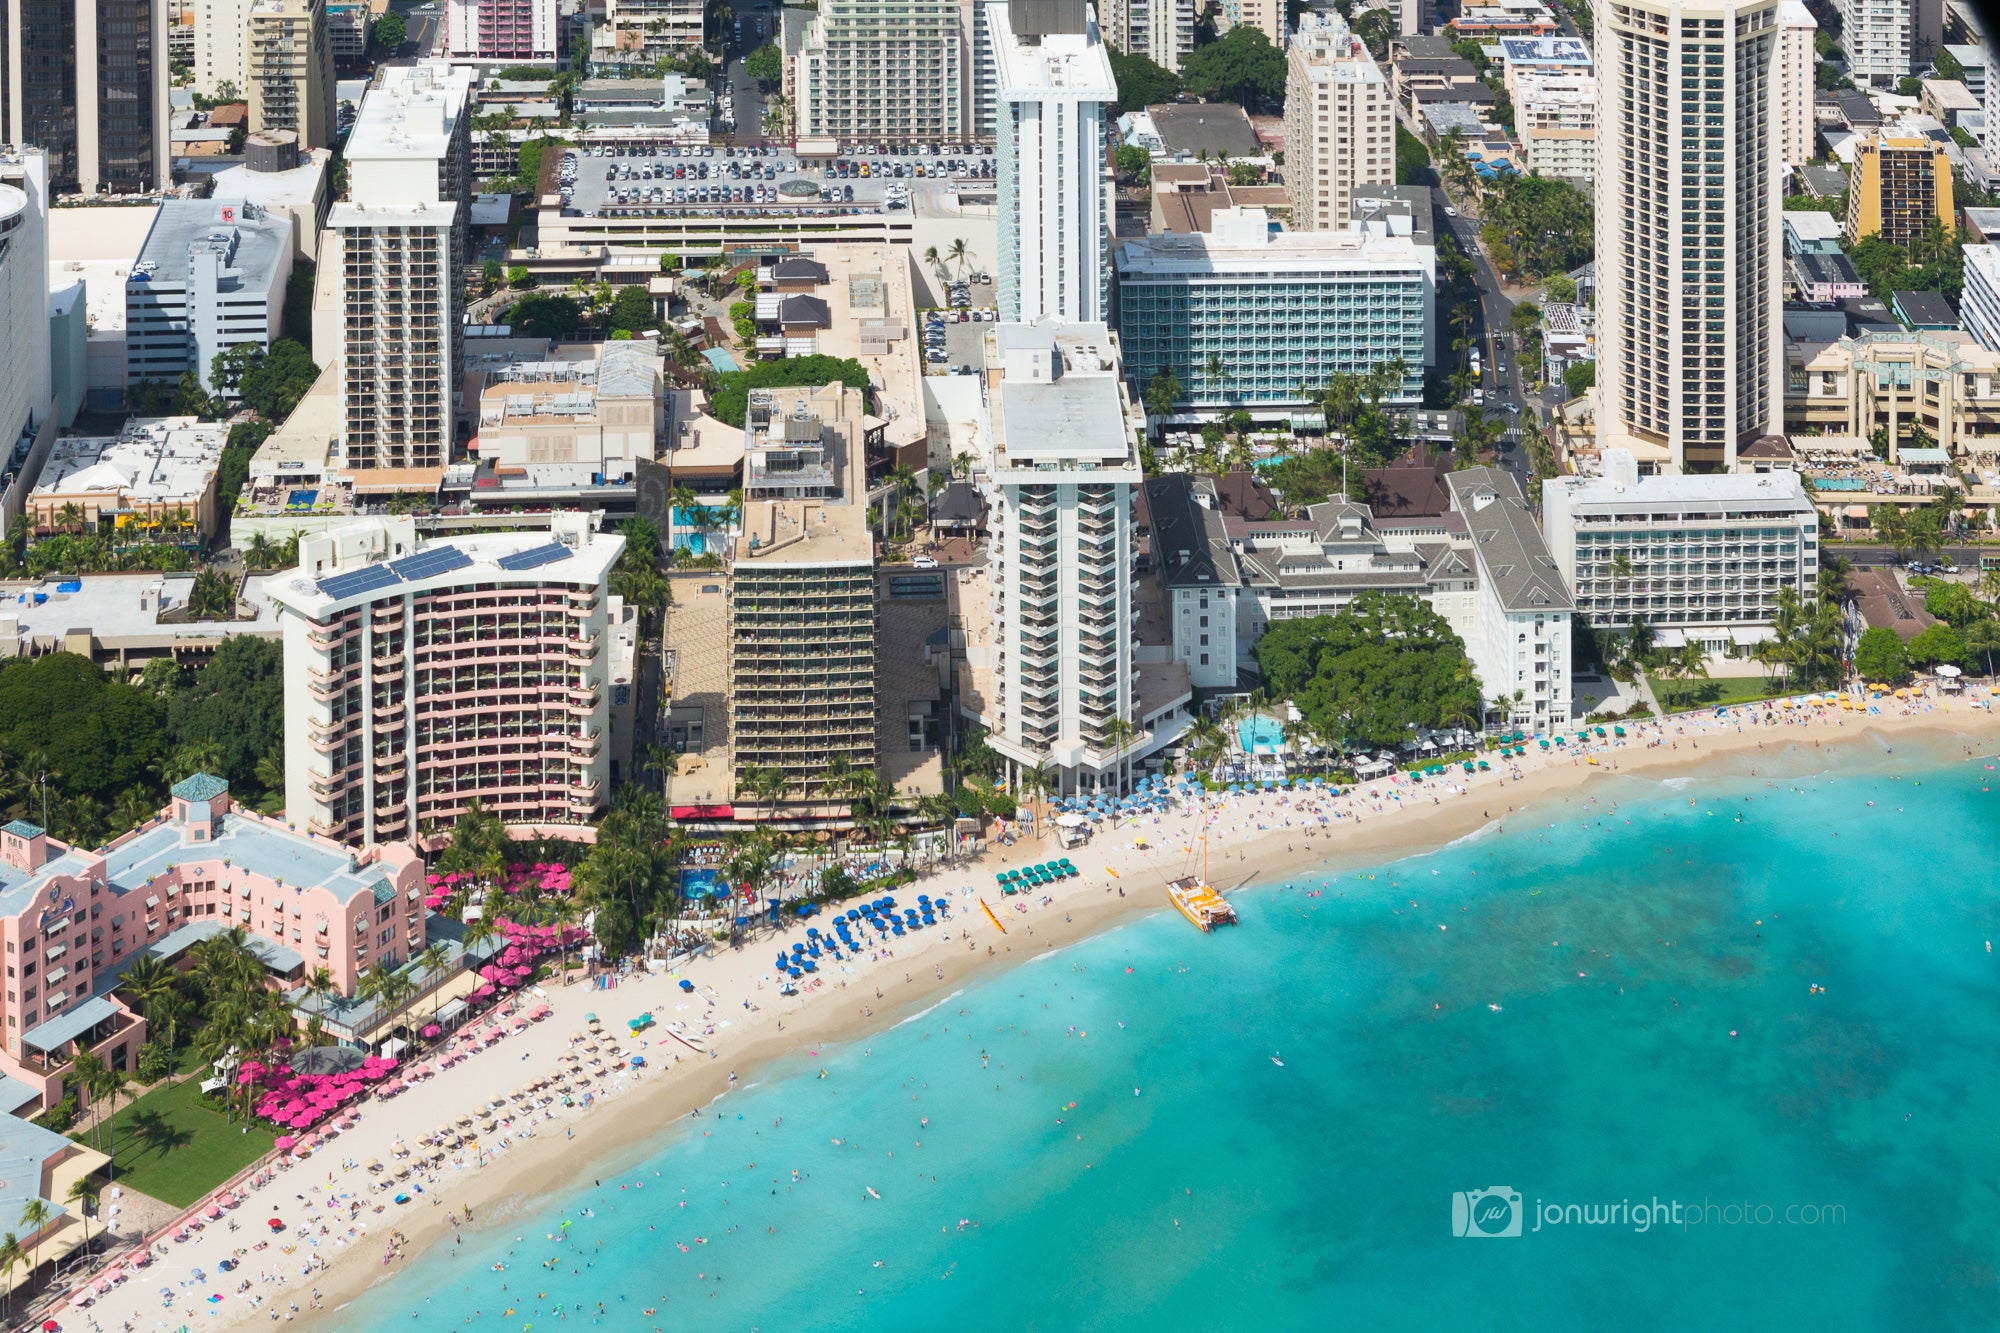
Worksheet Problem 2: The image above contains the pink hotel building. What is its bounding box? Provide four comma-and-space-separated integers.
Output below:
268, 513, 628, 847
0, 776, 423, 1114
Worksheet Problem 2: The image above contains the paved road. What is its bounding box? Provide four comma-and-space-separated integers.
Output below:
718, 0, 777, 145
1825, 544, 1992, 570
1425, 183, 1536, 487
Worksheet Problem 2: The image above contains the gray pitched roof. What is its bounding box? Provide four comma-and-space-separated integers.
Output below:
1445, 468, 1573, 614
1143, 474, 1239, 590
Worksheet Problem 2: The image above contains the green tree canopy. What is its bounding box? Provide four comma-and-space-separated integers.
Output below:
745, 43, 782, 85
1107, 47, 1181, 116
165, 637, 284, 797
505, 292, 586, 339
1479, 173, 1593, 282
1252, 592, 1484, 747
1179, 27, 1287, 113
1922, 580, 1988, 627
372, 10, 406, 50
606, 284, 657, 335
707, 355, 872, 425
1564, 361, 1597, 398
1906, 622, 1967, 668
1853, 626, 1910, 682
0, 654, 166, 805
1114, 143, 1152, 186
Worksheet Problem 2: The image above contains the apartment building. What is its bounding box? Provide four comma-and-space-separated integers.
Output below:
1212, 0, 1281, 47
795, 0, 967, 145
971, 319, 1145, 793
27, 417, 226, 540
1098, 0, 1194, 73
1283, 12, 1396, 232
325, 0, 373, 62
992, 0, 1116, 324
1595, 0, 1783, 473
1449, 0, 1560, 38
0, 778, 424, 1107
1113, 198, 1433, 414
1838, 0, 1912, 87
1845, 128, 1953, 246
1145, 468, 1574, 729
1776, 1, 1818, 165
446, 0, 558, 61
1512, 69, 1596, 180
197, 0, 255, 96
269, 512, 625, 846
248, 0, 336, 148
329, 63, 473, 478
0, 0, 169, 194
1543, 448, 1818, 654
729, 383, 876, 798
600, 0, 704, 55
0, 150, 51, 486
1784, 328, 2000, 458
1959, 245, 2000, 353
125, 199, 295, 392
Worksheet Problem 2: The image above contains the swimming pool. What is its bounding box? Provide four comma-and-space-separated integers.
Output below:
681, 868, 727, 901
1237, 716, 1286, 755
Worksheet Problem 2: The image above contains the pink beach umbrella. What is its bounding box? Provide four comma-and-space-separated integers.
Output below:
274, 1135, 295, 1151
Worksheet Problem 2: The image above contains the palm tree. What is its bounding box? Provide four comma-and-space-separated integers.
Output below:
17, 1197, 53, 1287
1675, 642, 1710, 707
117, 955, 179, 1023
923, 245, 942, 282
1017, 762, 1052, 841
742, 765, 787, 823
1203, 353, 1226, 404
946, 237, 969, 276
1099, 715, 1137, 794
56, 502, 85, 535
0, 1232, 21, 1317
416, 942, 454, 1019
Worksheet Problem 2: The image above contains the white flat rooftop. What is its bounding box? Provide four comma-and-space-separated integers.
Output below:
1, 573, 282, 649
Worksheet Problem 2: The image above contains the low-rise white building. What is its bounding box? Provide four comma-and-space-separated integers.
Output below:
1542, 448, 1819, 656
125, 199, 295, 395
1512, 69, 1595, 180
27, 417, 227, 540
468, 342, 663, 482
1145, 468, 1574, 730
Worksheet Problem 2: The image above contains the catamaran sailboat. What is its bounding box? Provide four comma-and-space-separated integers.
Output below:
1166, 823, 1237, 932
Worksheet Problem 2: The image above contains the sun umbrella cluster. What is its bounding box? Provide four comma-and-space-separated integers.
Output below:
423, 861, 575, 913
241, 1054, 399, 1130
470, 920, 585, 1000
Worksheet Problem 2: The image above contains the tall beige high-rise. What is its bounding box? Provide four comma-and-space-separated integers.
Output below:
1282, 12, 1395, 232
1595, 0, 1783, 473
249, 0, 336, 151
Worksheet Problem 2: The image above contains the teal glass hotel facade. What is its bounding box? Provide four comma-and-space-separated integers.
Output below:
1113, 221, 1432, 413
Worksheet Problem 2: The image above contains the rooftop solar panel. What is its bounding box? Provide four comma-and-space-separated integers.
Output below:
496, 542, 573, 571
388, 546, 473, 582
316, 563, 401, 600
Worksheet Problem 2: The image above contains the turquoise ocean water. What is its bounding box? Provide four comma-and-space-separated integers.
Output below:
344, 739, 2000, 1331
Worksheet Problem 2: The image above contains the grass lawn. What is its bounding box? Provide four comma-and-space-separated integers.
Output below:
87, 1076, 276, 1208
1645, 672, 1793, 711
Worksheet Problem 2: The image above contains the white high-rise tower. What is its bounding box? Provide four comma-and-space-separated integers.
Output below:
991, 0, 1116, 324
1596, 0, 1783, 473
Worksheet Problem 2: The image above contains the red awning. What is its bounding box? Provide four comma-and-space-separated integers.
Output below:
669, 804, 736, 820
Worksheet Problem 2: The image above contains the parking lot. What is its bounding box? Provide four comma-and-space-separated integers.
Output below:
556, 145, 996, 220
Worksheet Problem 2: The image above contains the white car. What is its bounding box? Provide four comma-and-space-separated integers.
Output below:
911, 556, 940, 569
1444, 206, 1459, 218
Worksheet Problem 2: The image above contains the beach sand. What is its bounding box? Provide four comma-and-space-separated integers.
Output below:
64, 693, 2000, 1332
